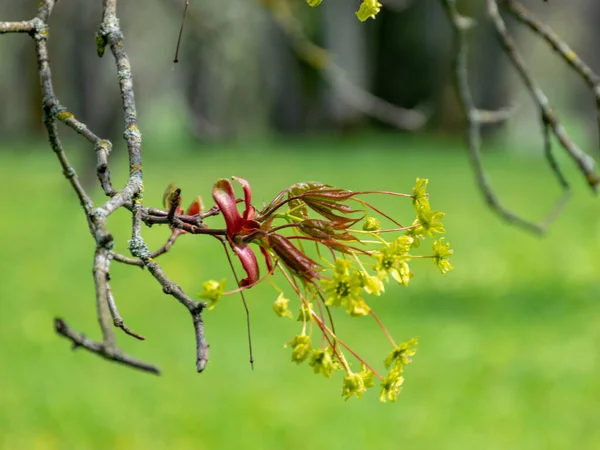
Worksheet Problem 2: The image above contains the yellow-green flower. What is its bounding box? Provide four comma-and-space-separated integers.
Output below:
286, 334, 312, 364
384, 337, 418, 369
362, 216, 381, 231
273, 293, 293, 318
341, 365, 374, 400
306, 0, 322, 6
412, 178, 430, 212
360, 364, 375, 389
379, 367, 404, 403
341, 372, 366, 400
362, 272, 385, 296
372, 245, 413, 287
393, 261, 413, 286
296, 302, 314, 322
322, 259, 370, 316
355, 0, 382, 21
404, 227, 421, 248
372, 246, 394, 279
197, 279, 225, 310
412, 209, 446, 237
433, 238, 454, 274
348, 298, 371, 317
393, 235, 415, 253
309, 348, 337, 378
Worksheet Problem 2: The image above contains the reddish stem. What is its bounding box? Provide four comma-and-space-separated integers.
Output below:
310, 311, 383, 380
369, 309, 397, 347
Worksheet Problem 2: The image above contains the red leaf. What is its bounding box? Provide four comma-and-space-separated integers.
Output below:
267, 234, 321, 282
213, 178, 243, 238
231, 176, 254, 221
186, 195, 203, 216
233, 243, 259, 287
260, 246, 274, 273
301, 188, 355, 201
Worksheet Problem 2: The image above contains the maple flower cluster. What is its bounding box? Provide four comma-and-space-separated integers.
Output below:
167, 177, 452, 402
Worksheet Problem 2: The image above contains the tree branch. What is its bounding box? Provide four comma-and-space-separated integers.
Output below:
0, 0, 211, 374
488, 0, 597, 190
54, 318, 160, 374
501, 0, 600, 159
440, 0, 598, 234
0, 21, 34, 33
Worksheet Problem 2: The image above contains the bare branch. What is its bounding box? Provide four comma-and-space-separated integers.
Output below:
439, 0, 598, 234
110, 251, 145, 267
106, 283, 146, 340
441, 0, 548, 234
129, 208, 209, 372
32, 12, 94, 215
110, 231, 181, 268
93, 247, 117, 351
0, 21, 34, 33
0, 0, 212, 374
501, 0, 600, 159
488, 0, 597, 190
54, 318, 159, 374
53, 109, 117, 196
191, 307, 210, 372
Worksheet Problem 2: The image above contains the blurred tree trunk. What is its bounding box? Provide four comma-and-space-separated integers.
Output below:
372, 0, 508, 134
178, 0, 269, 142
263, 16, 306, 134
0, 0, 42, 141
321, 0, 368, 129
373, 0, 449, 122
181, 34, 223, 141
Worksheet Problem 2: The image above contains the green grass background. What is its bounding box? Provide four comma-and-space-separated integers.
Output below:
1, 134, 599, 449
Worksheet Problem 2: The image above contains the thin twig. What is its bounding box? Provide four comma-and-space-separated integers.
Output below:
93, 247, 116, 351
54, 318, 160, 374
173, 0, 189, 63
106, 286, 146, 340
488, 0, 597, 190
54, 107, 117, 196
130, 207, 210, 372
110, 251, 145, 267
221, 240, 254, 370
502, 0, 600, 160
109, 230, 182, 268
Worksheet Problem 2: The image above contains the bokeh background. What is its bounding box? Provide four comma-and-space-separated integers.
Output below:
1, 0, 600, 449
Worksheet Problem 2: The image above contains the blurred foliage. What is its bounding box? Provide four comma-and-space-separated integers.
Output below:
1, 135, 599, 449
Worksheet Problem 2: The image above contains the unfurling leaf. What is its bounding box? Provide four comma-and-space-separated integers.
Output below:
162, 183, 180, 210
186, 195, 204, 216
